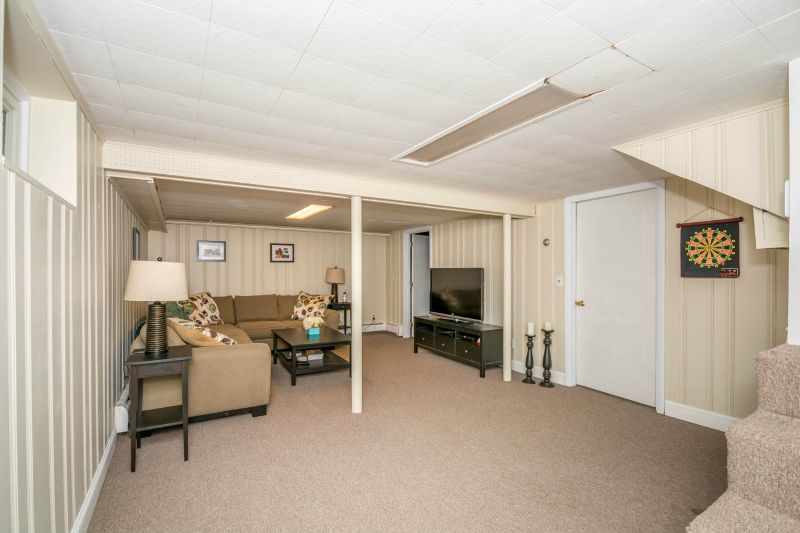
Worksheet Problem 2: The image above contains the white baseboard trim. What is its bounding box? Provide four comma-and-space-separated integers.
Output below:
362, 322, 387, 333
384, 323, 402, 335
664, 400, 740, 431
71, 432, 116, 533
115, 405, 128, 434
510, 360, 566, 385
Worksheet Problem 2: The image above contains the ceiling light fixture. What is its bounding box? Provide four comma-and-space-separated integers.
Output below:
286, 204, 333, 220
394, 81, 585, 166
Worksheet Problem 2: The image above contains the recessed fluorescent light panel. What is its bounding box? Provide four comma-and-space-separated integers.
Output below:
286, 204, 333, 220
395, 82, 583, 166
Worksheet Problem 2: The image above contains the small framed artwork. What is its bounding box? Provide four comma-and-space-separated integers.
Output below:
270, 243, 294, 263
132, 227, 141, 260
197, 240, 227, 262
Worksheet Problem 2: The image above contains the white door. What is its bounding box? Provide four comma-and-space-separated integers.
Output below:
410, 234, 430, 332
575, 188, 657, 406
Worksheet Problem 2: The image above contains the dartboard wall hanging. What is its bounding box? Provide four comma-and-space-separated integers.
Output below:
679, 219, 740, 278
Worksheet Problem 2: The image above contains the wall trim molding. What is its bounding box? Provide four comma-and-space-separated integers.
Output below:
510, 360, 566, 385
71, 433, 116, 533
384, 323, 402, 335
664, 400, 740, 431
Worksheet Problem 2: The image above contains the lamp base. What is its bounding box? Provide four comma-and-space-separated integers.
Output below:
145, 302, 168, 356
331, 283, 339, 303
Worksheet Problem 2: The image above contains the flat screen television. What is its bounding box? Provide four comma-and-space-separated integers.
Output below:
429, 267, 484, 323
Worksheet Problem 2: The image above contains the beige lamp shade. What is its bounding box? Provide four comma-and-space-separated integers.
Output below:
124, 260, 188, 302
325, 267, 345, 284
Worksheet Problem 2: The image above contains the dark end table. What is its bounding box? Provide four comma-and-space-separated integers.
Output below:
328, 301, 351, 334
271, 326, 351, 386
127, 345, 192, 472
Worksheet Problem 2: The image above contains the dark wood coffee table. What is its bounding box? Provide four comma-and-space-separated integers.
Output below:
271, 326, 351, 386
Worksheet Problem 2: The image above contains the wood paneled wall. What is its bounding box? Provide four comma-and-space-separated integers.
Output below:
385, 230, 403, 327
1, 113, 147, 531
665, 178, 788, 418
148, 222, 388, 324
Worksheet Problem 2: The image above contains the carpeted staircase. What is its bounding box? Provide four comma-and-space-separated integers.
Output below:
688, 344, 800, 532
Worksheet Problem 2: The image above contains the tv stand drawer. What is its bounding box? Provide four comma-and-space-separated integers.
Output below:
434, 331, 455, 354
414, 329, 433, 348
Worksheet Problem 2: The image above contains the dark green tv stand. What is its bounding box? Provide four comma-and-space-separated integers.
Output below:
413, 316, 503, 378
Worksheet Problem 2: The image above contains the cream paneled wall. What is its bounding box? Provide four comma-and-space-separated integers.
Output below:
148, 223, 388, 324
665, 178, 788, 418
385, 230, 403, 327
1, 114, 147, 531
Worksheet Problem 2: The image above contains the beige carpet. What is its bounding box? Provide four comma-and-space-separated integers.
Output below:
90, 332, 726, 532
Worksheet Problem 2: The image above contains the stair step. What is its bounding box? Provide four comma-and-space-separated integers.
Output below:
757, 344, 800, 418
687, 490, 800, 533
727, 410, 800, 521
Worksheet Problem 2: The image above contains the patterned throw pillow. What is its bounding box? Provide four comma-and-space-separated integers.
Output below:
167, 318, 237, 347
176, 292, 223, 326
291, 291, 332, 320
165, 300, 192, 320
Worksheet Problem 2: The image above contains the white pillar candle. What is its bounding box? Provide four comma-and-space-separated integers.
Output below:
527, 322, 535, 336
544, 320, 552, 331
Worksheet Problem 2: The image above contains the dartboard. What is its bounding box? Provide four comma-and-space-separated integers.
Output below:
684, 226, 736, 269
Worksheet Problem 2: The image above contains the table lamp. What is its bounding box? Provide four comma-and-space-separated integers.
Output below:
325, 267, 345, 303
124, 259, 188, 355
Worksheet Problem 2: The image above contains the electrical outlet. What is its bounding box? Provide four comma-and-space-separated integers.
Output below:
555, 275, 563, 288
371, 313, 376, 323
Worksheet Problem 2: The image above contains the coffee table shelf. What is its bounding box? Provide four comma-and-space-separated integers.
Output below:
271, 327, 351, 386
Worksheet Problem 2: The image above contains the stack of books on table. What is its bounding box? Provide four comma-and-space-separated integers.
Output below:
296, 350, 324, 364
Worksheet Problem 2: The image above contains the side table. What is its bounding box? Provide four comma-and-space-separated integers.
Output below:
329, 301, 351, 334
127, 345, 192, 472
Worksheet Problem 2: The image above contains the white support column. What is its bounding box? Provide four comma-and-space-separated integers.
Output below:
351, 196, 363, 412
503, 213, 512, 381
789, 58, 800, 345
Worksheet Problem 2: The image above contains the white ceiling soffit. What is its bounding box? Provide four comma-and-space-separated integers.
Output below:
35, 0, 797, 203
108, 174, 167, 231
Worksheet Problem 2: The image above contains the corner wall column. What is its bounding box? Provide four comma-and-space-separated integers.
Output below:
789, 58, 800, 345
351, 196, 363, 412
503, 213, 512, 381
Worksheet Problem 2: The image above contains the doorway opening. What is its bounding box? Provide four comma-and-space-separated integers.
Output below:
402, 226, 431, 338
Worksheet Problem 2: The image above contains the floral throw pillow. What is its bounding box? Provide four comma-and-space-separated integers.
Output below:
291, 291, 332, 320
167, 318, 237, 347
176, 292, 223, 326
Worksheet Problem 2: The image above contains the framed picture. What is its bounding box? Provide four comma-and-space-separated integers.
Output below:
270, 243, 294, 263
132, 227, 141, 260
197, 240, 226, 262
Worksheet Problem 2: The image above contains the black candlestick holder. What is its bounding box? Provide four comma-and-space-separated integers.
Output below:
522, 334, 536, 384
540, 329, 555, 388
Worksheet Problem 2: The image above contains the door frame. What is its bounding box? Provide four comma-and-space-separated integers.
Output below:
402, 225, 432, 338
564, 181, 665, 413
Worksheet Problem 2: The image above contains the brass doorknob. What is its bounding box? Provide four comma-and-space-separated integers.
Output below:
575, 300, 586, 307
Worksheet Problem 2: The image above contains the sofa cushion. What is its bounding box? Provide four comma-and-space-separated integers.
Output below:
234, 294, 279, 322
214, 295, 236, 324
178, 292, 224, 326
291, 291, 332, 319
237, 319, 302, 340
277, 294, 298, 320
209, 324, 252, 344
168, 318, 237, 347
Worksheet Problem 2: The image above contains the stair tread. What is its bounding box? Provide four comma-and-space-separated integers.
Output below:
757, 344, 800, 419
728, 409, 800, 447
687, 490, 800, 533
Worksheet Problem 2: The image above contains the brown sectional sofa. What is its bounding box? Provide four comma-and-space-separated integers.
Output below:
130, 293, 340, 420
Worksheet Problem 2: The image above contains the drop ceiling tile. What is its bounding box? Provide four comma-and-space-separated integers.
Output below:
100, 125, 137, 142
381, 36, 487, 94
541, 0, 578, 10
414, 95, 481, 128
346, 0, 454, 33
382, 118, 441, 144
523, 154, 573, 173
568, 114, 655, 146
271, 91, 351, 128
616, 0, 755, 70
258, 116, 329, 145
590, 72, 686, 114
537, 101, 617, 134
563, 0, 698, 43
109, 45, 203, 97
101, 0, 209, 66
305, 2, 419, 75
128, 111, 197, 139
197, 100, 267, 133
211, 0, 330, 50
88, 104, 130, 127
352, 77, 437, 120
200, 70, 282, 115
491, 14, 609, 80
424, 0, 556, 59
204, 24, 302, 88
137, 0, 213, 20
622, 91, 722, 134
194, 123, 255, 147
693, 60, 788, 113
51, 32, 116, 79
135, 131, 199, 152
33, 0, 106, 41
73, 74, 126, 107
549, 47, 652, 95
659, 31, 780, 89
442, 62, 533, 108
329, 106, 431, 142
759, 9, 800, 59
193, 140, 250, 159
730, 0, 800, 26
286, 54, 377, 105
120, 83, 199, 121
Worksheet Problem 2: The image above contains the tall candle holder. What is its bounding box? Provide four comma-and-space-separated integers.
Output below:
540, 329, 555, 388
522, 334, 536, 384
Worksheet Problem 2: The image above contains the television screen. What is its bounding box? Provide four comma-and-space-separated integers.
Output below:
429, 268, 483, 322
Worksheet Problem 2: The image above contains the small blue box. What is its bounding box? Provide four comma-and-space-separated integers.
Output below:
307, 327, 321, 336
